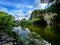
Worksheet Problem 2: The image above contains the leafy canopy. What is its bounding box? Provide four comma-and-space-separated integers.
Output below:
0, 12, 15, 30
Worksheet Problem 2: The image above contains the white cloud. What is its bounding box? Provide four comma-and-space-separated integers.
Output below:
47, 0, 57, 7
0, 0, 49, 20
34, 0, 48, 9
40, 3, 48, 9
0, 7, 7, 12
0, 6, 14, 15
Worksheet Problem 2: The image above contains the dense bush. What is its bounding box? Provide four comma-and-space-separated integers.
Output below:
20, 20, 32, 26
52, 14, 60, 26
0, 12, 16, 30
33, 16, 47, 26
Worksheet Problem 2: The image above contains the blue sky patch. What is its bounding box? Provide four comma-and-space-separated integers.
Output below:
0, 0, 48, 20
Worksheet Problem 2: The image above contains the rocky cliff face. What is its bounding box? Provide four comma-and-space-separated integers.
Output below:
0, 32, 15, 45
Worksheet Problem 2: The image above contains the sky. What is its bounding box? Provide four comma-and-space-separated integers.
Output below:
0, 0, 48, 20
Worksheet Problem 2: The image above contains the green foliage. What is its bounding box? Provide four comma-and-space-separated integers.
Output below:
33, 16, 47, 26
31, 10, 47, 26
5, 29, 20, 41
52, 14, 60, 25
6, 29, 13, 36
31, 32, 42, 40
52, 15, 60, 22
46, 2, 60, 26
20, 20, 32, 26
27, 25, 59, 45
0, 12, 16, 30
31, 10, 45, 18
47, 2, 60, 14
0, 11, 17, 40
32, 18, 40, 21
47, 5, 57, 12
